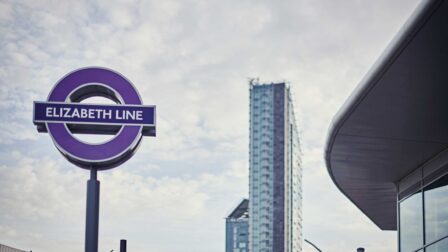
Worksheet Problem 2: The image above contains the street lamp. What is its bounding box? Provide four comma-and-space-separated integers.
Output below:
304, 239, 322, 252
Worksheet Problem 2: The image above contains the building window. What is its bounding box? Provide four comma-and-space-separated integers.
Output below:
424, 173, 448, 243
399, 191, 423, 252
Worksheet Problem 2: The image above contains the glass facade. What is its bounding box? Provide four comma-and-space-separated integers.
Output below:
399, 192, 423, 252
226, 219, 249, 252
226, 199, 249, 252
424, 174, 448, 244
249, 82, 302, 252
399, 173, 448, 252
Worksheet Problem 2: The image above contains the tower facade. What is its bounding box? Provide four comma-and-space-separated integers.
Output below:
249, 81, 302, 252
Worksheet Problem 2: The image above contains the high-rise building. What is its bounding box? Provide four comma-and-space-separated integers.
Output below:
226, 199, 249, 252
249, 81, 302, 252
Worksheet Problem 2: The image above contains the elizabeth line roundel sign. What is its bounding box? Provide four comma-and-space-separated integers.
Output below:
33, 67, 156, 169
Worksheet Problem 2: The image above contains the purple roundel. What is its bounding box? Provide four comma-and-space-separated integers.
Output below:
45, 67, 146, 169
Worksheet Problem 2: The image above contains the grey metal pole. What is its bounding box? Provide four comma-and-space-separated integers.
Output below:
304, 239, 322, 252
85, 168, 100, 252
120, 240, 127, 252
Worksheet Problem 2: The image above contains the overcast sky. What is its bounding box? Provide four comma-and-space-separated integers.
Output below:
0, 0, 422, 251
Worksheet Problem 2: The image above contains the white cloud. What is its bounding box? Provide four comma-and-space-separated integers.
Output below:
0, 122, 38, 144
0, 150, 247, 252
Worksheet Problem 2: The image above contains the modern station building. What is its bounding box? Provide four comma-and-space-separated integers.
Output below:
226, 199, 249, 252
325, 0, 448, 252
249, 81, 302, 252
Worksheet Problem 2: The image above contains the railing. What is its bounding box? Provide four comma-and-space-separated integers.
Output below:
0, 244, 29, 252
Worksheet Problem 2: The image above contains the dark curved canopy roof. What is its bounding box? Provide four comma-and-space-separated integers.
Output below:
325, 0, 448, 230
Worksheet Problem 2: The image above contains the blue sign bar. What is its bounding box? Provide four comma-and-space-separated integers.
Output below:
34, 102, 156, 126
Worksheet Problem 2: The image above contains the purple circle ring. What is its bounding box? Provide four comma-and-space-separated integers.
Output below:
46, 67, 143, 169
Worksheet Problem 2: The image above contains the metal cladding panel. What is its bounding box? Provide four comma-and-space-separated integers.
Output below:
273, 84, 285, 252
325, 0, 448, 230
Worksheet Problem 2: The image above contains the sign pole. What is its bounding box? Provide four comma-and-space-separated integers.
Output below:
85, 168, 100, 252
120, 239, 127, 252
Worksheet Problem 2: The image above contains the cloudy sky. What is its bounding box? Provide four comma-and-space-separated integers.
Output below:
0, 0, 422, 251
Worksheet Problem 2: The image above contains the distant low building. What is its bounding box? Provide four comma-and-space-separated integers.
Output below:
225, 199, 249, 252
